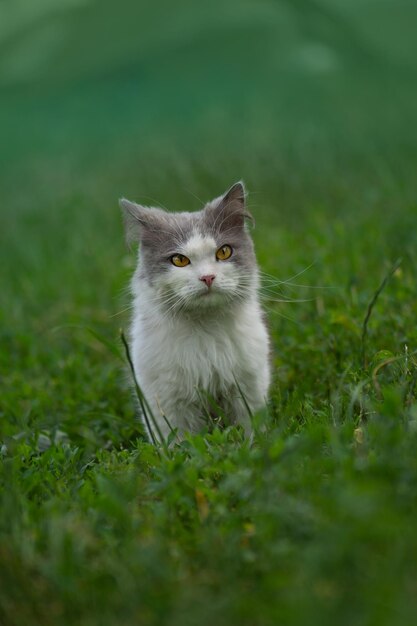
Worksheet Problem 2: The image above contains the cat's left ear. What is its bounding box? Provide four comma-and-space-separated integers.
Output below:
206, 181, 254, 231
119, 198, 165, 248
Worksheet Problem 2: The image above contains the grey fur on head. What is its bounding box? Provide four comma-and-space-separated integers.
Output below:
119, 181, 256, 284
119, 181, 252, 245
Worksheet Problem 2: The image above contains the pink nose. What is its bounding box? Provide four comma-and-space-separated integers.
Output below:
200, 274, 216, 288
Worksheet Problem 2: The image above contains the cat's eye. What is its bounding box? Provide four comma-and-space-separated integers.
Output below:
171, 254, 190, 267
216, 245, 233, 261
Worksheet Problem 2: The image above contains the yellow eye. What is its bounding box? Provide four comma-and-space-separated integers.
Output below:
171, 254, 190, 267
216, 245, 233, 261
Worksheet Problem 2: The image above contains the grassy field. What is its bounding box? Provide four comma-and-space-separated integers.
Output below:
1, 2, 417, 625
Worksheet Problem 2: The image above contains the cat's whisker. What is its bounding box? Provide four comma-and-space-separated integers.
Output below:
258, 267, 340, 293
149, 298, 186, 322
258, 281, 287, 290
167, 296, 190, 323
152, 290, 179, 303
114, 284, 133, 299
262, 304, 302, 326
158, 290, 190, 320
259, 286, 302, 299
109, 305, 135, 318
259, 263, 317, 285
260, 265, 316, 280
153, 293, 186, 313
260, 295, 315, 304
260, 277, 332, 291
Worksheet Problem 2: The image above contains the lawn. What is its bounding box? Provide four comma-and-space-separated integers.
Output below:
1, 2, 417, 625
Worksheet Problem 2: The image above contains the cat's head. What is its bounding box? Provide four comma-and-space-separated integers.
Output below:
120, 182, 257, 314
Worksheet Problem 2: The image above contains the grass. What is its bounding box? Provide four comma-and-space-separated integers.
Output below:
1, 1, 417, 624
1, 148, 416, 626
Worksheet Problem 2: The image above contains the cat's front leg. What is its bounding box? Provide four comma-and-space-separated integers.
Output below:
144, 393, 207, 443
227, 372, 269, 436
228, 395, 253, 437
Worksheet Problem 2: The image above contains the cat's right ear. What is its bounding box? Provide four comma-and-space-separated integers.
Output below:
119, 198, 154, 248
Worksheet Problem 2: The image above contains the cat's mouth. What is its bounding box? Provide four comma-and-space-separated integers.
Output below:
193, 286, 223, 303
197, 285, 221, 298
176, 284, 235, 309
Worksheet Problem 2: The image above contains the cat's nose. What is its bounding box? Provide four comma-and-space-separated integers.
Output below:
200, 274, 216, 288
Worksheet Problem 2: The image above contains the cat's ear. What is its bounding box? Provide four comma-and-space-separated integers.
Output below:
223, 181, 246, 208
119, 198, 162, 247
206, 181, 254, 231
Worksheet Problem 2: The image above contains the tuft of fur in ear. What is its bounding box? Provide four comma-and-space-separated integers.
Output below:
224, 181, 246, 206
205, 181, 254, 232
119, 198, 164, 248
119, 198, 142, 248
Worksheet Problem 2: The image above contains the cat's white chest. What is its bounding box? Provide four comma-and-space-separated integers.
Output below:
130, 290, 270, 436
133, 307, 245, 391
160, 315, 242, 390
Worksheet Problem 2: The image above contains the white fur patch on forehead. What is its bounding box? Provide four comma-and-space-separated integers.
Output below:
181, 233, 217, 260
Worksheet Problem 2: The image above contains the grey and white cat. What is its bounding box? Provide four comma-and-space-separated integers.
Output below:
119, 182, 270, 442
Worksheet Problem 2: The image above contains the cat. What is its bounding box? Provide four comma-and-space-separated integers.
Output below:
119, 181, 270, 442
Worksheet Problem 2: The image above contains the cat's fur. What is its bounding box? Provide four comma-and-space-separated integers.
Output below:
119, 182, 270, 442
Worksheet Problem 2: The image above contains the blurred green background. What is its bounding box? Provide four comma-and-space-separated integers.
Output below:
2, 0, 417, 177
